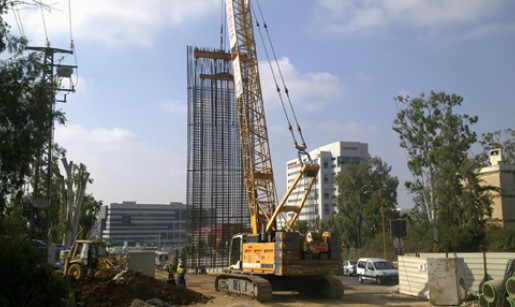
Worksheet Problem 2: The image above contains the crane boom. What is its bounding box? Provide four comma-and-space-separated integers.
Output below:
226, 0, 277, 234
226, 0, 321, 235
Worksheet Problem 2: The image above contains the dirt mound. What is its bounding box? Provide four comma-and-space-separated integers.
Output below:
73, 270, 211, 307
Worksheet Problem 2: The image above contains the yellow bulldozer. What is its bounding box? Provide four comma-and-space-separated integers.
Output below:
62, 239, 118, 279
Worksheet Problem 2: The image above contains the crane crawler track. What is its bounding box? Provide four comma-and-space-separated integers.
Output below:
215, 274, 273, 302
327, 275, 345, 299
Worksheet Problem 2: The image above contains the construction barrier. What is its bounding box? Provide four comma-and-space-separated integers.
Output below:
482, 279, 504, 303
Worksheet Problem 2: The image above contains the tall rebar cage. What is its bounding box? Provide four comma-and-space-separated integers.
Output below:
186, 46, 250, 271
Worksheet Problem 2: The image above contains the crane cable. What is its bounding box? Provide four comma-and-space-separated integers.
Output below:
253, 0, 310, 158
252, 8, 295, 148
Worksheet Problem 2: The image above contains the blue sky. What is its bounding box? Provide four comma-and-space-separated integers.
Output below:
6, 0, 515, 208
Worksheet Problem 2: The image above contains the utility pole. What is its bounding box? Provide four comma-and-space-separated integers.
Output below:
380, 195, 387, 260
26, 45, 76, 261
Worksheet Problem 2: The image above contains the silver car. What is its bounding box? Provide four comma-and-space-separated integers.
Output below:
343, 260, 357, 276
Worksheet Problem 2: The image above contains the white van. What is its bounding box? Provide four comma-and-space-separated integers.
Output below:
356, 258, 398, 284
155, 251, 169, 267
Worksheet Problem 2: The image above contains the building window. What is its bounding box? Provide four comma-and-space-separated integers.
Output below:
337, 156, 362, 165
121, 214, 131, 226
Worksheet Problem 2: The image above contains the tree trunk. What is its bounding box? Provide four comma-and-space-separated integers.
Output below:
61, 158, 90, 246
71, 165, 89, 242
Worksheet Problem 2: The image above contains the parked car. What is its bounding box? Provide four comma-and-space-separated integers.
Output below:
356, 258, 399, 284
343, 260, 357, 276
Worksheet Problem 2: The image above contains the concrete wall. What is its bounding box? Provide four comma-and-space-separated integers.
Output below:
399, 252, 515, 301
127, 251, 155, 278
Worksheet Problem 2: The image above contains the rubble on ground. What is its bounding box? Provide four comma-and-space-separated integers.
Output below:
71, 270, 211, 307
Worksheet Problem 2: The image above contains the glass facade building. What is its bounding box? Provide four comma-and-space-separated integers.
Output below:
99, 201, 187, 249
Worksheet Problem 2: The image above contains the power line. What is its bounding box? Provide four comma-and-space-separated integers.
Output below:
38, 0, 50, 46
67, 0, 73, 46
11, 2, 26, 39
66, 0, 79, 89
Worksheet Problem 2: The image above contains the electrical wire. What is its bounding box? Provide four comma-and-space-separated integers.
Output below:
11, 2, 26, 39
67, 0, 73, 45
38, 0, 50, 46
67, 0, 79, 89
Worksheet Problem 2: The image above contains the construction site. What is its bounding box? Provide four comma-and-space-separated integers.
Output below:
62, 0, 347, 303
2, 0, 515, 306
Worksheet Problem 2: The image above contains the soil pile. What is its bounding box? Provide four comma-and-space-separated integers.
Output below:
73, 270, 211, 307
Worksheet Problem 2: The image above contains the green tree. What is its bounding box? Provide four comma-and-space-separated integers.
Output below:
290, 220, 309, 233
79, 194, 102, 239
0, 0, 65, 215
478, 128, 515, 165
393, 91, 493, 251
326, 156, 398, 249
0, 210, 69, 306
0, 54, 53, 213
484, 224, 515, 252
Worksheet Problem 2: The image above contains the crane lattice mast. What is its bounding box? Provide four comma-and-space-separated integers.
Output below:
226, 0, 277, 234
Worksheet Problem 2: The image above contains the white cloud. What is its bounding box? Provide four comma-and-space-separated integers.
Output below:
464, 22, 515, 39
54, 124, 186, 204
10, 0, 219, 48
317, 120, 377, 135
260, 57, 345, 112
57, 124, 135, 145
316, 0, 513, 36
160, 99, 187, 115
74, 76, 89, 92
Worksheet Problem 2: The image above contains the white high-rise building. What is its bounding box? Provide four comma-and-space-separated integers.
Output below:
285, 141, 368, 225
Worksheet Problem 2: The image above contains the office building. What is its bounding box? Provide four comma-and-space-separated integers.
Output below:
285, 141, 369, 225
99, 201, 187, 248
479, 149, 515, 227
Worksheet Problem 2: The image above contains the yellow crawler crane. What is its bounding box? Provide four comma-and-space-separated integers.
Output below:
214, 0, 343, 302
